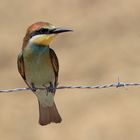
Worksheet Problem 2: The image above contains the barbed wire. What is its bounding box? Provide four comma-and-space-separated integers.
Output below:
0, 80, 140, 93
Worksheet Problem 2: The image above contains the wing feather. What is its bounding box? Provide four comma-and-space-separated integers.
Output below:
17, 52, 26, 81
49, 48, 59, 87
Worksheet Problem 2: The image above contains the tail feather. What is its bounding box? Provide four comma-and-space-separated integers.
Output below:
38, 101, 62, 125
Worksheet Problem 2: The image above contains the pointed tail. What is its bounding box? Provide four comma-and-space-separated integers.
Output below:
38, 101, 62, 125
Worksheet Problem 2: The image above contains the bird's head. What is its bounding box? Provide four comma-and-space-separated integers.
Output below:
23, 22, 72, 48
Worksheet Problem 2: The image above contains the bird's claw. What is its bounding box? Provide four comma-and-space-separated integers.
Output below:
31, 83, 37, 92
43, 82, 55, 93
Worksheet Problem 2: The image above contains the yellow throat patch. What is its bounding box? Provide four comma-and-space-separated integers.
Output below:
30, 34, 56, 46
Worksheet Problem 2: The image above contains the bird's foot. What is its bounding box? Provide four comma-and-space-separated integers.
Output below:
31, 83, 37, 92
43, 82, 55, 93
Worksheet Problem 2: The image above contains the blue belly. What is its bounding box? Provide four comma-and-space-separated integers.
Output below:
23, 44, 55, 87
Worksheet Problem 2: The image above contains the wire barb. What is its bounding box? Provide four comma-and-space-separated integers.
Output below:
0, 81, 140, 93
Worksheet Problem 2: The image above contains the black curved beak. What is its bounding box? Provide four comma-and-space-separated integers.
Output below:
50, 28, 73, 34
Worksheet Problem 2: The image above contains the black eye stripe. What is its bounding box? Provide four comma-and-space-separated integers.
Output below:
30, 28, 50, 38
39, 28, 49, 34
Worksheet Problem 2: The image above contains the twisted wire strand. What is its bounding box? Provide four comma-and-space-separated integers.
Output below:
0, 81, 140, 93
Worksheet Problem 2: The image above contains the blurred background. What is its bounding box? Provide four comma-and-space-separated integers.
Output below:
0, 0, 140, 139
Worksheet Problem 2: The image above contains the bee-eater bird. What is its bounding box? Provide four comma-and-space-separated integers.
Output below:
17, 22, 72, 125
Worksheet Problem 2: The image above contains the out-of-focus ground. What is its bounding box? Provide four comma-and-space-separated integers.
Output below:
0, 0, 140, 140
